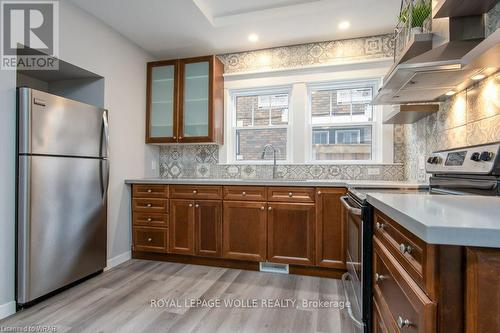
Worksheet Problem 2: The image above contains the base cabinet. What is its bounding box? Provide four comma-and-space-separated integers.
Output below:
194, 200, 222, 257
315, 188, 346, 269
169, 199, 195, 255
267, 202, 315, 266
222, 201, 267, 262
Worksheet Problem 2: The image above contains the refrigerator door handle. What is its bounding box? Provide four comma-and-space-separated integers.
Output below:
101, 111, 110, 201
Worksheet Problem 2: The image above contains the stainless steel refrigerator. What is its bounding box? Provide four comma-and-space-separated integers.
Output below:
17, 87, 109, 306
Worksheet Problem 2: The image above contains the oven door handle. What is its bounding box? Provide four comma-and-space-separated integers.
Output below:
340, 196, 362, 216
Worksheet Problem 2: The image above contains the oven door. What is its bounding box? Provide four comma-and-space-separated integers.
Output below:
340, 194, 365, 330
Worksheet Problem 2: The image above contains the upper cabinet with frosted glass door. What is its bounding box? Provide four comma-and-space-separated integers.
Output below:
146, 55, 224, 144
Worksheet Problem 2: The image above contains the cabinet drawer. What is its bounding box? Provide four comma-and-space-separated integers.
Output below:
133, 184, 168, 198
267, 187, 315, 203
133, 227, 168, 253
133, 212, 168, 228
170, 185, 222, 200
373, 210, 437, 297
373, 237, 436, 333
132, 198, 168, 213
223, 186, 267, 201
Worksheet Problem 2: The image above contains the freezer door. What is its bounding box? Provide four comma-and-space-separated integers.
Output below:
18, 88, 108, 158
17, 155, 107, 304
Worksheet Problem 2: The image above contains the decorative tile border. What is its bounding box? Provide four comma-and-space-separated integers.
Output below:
218, 34, 394, 74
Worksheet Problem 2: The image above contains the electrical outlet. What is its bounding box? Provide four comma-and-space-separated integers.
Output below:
367, 168, 380, 175
418, 155, 425, 170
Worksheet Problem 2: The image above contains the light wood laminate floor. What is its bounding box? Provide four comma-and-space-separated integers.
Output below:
1, 260, 357, 333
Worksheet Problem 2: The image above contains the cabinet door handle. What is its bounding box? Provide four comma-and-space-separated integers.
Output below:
146, 203, 152, 207
147, 218, 152, 222
399, 243, 413, 255
268, 206, 272, 211
397, 316, 412, 328
147, 238, 152, 242
179, 136, 183, 140
189, 203, 193, 207
376, 222, 386, 230
195, 204, 199, 208
374, 273, 387, 283
173, 136, 177, 140
288, 192, 293, 197
242, 191, 246, 196
147, 189, 152, 193
260, 206, 265, 210
317, 191, 321, 195
193, 190, 198, 194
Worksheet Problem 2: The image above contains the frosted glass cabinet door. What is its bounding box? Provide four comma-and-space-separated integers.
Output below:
182, 60, 210, 138
147, 62, 177, 141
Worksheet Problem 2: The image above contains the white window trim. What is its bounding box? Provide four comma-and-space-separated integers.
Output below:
305, 79, 382, 164
226, 86, 293, 164
220, 63, 394, 165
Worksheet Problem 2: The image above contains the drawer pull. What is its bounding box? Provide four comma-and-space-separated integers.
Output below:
242, 191, 246, 196
147, 238, 152, 242
147, 218, 152, 222
192, 190, 197, 194
397, 316, 412, 328
376, 222, 386, 230
399, 243, 413, 255
189, 203, 193, 207
260, 206, 265, 210
146, 203, 152, 207
317, 191, 321, 195
374, 273, 387, 283
195, 204, 199, 208
288, 192, 293, 197
147, 189, 152, 193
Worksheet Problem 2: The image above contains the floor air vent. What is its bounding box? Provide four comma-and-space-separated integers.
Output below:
259, 262, 289, 274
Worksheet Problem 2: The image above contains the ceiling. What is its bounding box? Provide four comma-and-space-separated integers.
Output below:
67, 0, 400, 59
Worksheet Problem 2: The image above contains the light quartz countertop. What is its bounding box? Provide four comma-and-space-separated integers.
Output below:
124, 178, 427, 189
367, 193, 500, 248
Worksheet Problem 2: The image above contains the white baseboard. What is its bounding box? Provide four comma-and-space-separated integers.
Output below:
0, 301, 16, 320
105, 251, 131, 271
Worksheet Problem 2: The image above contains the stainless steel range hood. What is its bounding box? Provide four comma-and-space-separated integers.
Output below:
374, 11, 500, 105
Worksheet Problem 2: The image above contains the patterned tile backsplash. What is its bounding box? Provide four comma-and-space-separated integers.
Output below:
159, 145, 404, 181
157, 34, 403, 181
402, 73, 500, 182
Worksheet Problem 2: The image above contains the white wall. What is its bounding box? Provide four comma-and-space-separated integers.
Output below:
0, 1, 158, 318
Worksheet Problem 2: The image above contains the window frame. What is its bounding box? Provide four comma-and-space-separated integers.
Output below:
306, 79, 380, 163
228, 86, 293, 164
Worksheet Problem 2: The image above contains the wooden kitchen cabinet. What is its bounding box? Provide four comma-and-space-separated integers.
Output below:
267, 202, 315, 266
315, 188, 347, 269
169, 199, 222, 257
194, 200, 222, 257
222, 201, 267, 262
169, 199, 195, 255
146, 55, 224, 144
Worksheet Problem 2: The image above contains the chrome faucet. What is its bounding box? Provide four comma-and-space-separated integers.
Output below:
261, 144, 279, 179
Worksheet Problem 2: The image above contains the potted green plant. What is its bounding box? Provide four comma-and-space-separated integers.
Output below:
397, 1, 431, 33
410, 0, 431, 34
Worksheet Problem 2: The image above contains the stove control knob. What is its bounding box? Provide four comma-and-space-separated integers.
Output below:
431, 156, 441, 164
470, 152, 481, 162
480, 151, 493, 162
427, 156, 434, 164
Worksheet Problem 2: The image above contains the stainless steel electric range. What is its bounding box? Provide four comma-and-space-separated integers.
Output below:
341, 142, 500, 332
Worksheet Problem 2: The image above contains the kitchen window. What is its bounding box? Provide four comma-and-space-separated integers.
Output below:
231, 89, 290, 162
309, 82, 377, 161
